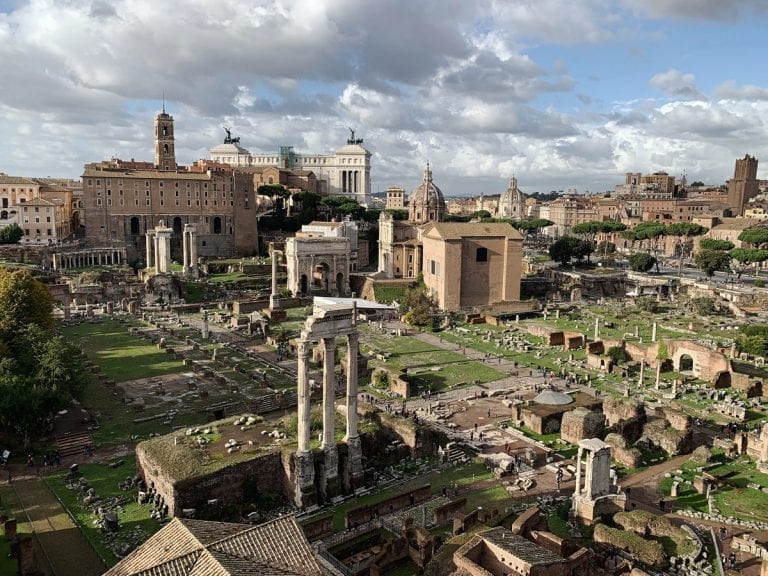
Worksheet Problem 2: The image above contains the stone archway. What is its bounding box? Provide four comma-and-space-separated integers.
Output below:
300, 274, 308, 295
714, 371, 732, 389
679, 354, 694, 373
335, 272, 345, 295
313, 262, 330, 292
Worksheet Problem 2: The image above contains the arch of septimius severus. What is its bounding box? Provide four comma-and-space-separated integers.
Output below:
294, 302, 363, 508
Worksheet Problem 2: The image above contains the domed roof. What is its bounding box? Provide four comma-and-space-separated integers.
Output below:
408, 163, 446, 224
500, 176, 523, 202
532, 390, 574, 405
410, 163, 445, 205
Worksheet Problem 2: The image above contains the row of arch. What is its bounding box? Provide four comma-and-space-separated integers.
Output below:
129, 216, 224, 236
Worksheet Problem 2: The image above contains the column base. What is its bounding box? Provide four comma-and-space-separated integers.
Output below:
345, 435, 364, 490
319, 446, 340, 502
293, 451, 317, 509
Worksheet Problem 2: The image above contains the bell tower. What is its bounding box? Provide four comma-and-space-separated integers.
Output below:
154, 105, 176, 171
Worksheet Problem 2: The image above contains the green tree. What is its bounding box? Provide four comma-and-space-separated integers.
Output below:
400, 283, 437, 327
607, 346, 628, 365
509, 219, 553, 242
629, 252, 656, 273
0, 269, 53, 339
632, 222, 667, 272
636, 296, 660, 313
699, 238, 734, 251
597, 240, 616, 255
384, 209, 409, 221
690, 181, 705, 187
0, 223, 23, 244
729, 248, 768, 278
549, 236, 591, 266
739, 228, 768, 248
472, 210, 492, 219
666, 223, 707, 276
695, 249, 731, 278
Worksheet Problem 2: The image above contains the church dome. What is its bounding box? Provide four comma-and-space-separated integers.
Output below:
498, 176, 525, 219
408, 163, 446, 224
532, 390, 574, 405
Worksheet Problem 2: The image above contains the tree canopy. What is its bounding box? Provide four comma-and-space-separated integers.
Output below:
629, 252, 656, 273
400, 280, 437, 327
0, 270, 86, 447
695, 249, 731, 277
699, 238, 734, 251
0, 223, 23, 244
0, 269, 54, 338
549, 236, 592, 266
738, 228, 768, 248
730, 248, 768, 278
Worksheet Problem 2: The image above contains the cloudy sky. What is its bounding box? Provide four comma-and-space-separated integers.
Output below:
1, 0, 768, 197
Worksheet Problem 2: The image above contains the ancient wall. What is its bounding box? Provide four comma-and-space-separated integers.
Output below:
561, 408, 605, 444
345, 485, 432, 528
603, 397, 645, 427
603, 433, 642, 468
434, 498, 467, 527
657, 407, 691, 432
641, 420, 693, 456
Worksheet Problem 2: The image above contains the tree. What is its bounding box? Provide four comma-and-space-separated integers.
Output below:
629, 252, 656, 273
695, 249, 731, 278
636, 296, 660, 313
400, 283, 437, 327
690, 181, 705, 187
607, 346, 628, 365
699, 238, 734, 251
0, 223, 23, 244
730, 248, 768, 278
471, 210, 492, 219
549, 236, 591, 266
738, 228, 768, 249
632, 222, 667, 272
597, 240, 616, 255
0, 269, 53, 339
666, 223, 707, 276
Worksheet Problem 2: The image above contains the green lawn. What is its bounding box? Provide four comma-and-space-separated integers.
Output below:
61, 319, 184, 383
44, 455, 161, 567
0, 485, 34, 575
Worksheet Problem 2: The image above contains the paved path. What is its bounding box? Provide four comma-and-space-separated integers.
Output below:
12, 477, 106, 576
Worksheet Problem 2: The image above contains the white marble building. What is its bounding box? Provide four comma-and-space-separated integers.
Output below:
209, 130, 371, 205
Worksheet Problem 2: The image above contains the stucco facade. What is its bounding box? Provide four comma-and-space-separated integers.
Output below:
421, 222, 522, 311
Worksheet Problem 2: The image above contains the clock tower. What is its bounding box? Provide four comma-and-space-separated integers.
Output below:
154, 106, 176, 171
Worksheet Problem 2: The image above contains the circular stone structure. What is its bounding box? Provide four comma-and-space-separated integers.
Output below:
532, 390, 574, 405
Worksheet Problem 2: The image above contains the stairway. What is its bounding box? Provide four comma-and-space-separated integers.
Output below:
56, 431, 93, 458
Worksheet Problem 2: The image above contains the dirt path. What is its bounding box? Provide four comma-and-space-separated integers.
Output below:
13, 477, 106, 576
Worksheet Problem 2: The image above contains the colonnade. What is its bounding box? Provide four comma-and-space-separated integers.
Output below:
52, 249, 127, 270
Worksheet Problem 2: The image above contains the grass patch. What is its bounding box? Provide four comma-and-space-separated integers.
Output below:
61, 319, 184, 383
0, 485, 33, 575
44, 454, 161, 567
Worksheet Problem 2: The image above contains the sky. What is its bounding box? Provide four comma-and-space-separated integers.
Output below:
1, 0, 768, 198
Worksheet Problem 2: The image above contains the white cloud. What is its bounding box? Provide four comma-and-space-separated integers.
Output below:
715, 81, 768, 101
649, 69, 704, 100
623, 0, 768, 21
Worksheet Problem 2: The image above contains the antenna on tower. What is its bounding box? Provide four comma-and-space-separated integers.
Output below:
162, 91, 166, 114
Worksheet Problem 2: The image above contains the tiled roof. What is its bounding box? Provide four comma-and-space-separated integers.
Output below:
103, 516, 323, 576
0, 175, 37, 186
424, 221, 523, 241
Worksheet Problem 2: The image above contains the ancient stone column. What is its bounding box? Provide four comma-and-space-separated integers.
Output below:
345, 332, 364, 488
584, 451, 594, 500
345, 333, 359, 441
189, 225, 198, 278
574, 447, 583, 496
153, 232, 160, 270
655, 362, 662, 390
201, 310, 209, 339
156, 226, 172, 274
270, 250, 281, 310
321, 337, 336, 450
144, 230, 155, 268
182, 225, 190, 274
638, 360, 645, 387
297, 339, 311, 454
594, 317, 599, 341
651, 322, 657, 342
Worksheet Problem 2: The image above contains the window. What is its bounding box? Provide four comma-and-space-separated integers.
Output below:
476, 247, 488, 262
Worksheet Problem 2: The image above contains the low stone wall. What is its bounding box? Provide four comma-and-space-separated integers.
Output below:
433, 498, 466, 527
344, 485, 431, 528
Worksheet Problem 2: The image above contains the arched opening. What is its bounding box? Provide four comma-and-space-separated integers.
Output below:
300, 274, 308, 295
335, 272, 345, 295
163, 144, 169, 154
0, 211, 7, 220
213, 217, 222, 234
130, 216, 140, 235
173, 217, 183, 235
714, 371, 732, 389
313, 262, 330, 292
679, 354, 694, 373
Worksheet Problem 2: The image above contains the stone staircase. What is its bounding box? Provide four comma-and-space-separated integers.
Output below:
56, 431, 93, 458
250, 391, 299, 415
